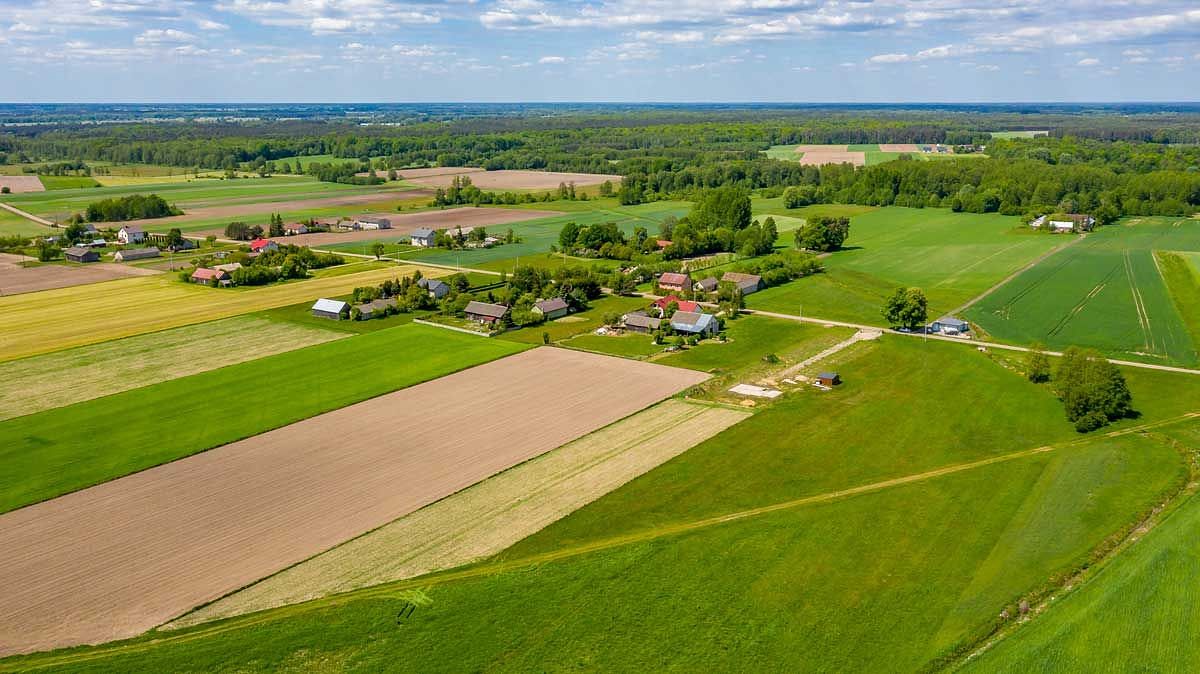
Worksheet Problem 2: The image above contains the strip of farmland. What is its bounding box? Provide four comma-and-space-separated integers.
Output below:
0, 348, 708, 656
171, 399, 750, 628
260, 206, 563, 247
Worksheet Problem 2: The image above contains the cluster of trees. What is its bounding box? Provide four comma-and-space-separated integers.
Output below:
81, 194, 178, 222
660, 187, 778, 259
882, 287, 929, 330
27, 160, 91, 176
794, 216, 851, 252
349, 270, 473, 318
1026, 346, 1135, 432
307, 161, 383, 185
224, 221, 263, 240
557, 221, 652, 260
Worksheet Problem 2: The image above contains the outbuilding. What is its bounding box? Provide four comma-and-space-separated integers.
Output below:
355, 217, 391, 231
721, 272, 765, 295
190, 267, 231, 285
64, 247, 100, 263
311, 298, 351, 320
355, 297, 398, 320
410, 227, 436, 247
670, 310, 718, 336
464, 300, 509, 325
622, 312, 661, 333
651, 295, 701, 315
694, 277, 719, 294
284, 223, 309, 235
929, 316, 970, 336
112, 247, 160, 262
817, 372, 841, 387
533, 297, 570, 320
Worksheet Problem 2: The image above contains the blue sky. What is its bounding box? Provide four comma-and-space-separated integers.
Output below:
1, 0, 1198, 102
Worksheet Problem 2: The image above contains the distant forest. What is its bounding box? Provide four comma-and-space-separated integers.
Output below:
2, 107, 1199, 218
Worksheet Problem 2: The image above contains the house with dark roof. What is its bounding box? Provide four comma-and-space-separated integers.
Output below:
64, 247, 99, 263
417, 277, 450, 299
311, 298, 350, 320
658, 271, 691, 292
694, 276, 719, 293
464, 300, 509, 325
533, 297, 570, 320
622, 312, 662, 333
112, 247, 160, 262
410, 227, 436, 247
670, 310, 718, 336
721, 272, 765, 295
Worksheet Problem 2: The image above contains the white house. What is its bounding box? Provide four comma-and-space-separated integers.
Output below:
411, 227, 436, 247
117, 225, 146, 245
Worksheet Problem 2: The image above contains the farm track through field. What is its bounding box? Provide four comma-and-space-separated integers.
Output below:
12, 411, 1199, 671
1125, 250, 1154, 353
949, 235, 1085, 316
1045, 263, 1120, 339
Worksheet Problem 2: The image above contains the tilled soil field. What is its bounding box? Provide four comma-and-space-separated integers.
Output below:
170, 400, 750, 627
0, 253, 160, 295
0, 176, 45, 193
798, 151, 867, 166
0, 347, 708, 656
878, 143, 921, 152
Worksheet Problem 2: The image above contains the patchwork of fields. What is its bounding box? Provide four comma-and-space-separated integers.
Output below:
749, 207, 1061, 323
967, 216, 1200, 366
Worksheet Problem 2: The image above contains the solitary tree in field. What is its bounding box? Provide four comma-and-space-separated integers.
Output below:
882, 287, 928, 330
370, 242, 386, 260
1055, 347, 1134, 432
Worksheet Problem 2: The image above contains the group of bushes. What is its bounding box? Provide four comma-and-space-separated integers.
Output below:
1026, 345, 1135, 432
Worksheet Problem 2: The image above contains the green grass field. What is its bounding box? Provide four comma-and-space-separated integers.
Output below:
751, 197, 878, 221
750, 207, 1060, 324
988, 130, 1049, 139
15, 337, 1193, 672
0, 324, 525, 514
37, 175, 101, 190
0, 208, 50, 236
963, 421, 1200, 672
967, 216, 1200, 366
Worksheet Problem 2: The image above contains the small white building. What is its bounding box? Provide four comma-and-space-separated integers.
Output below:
117, 225, 146, 245
411, 227, 436, 247
354, 217, 391, 231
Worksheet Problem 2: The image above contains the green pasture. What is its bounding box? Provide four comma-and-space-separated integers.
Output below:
963, 421, 1200, 672
18, 337, 1194, 672
564, 331, 666, 358
750, 207, 1059, 323
967, 216, 1200, 366
0, 208, 50, 237
38, 175, 101, 190
751, 198, 877, 220
0, 324, 525, 514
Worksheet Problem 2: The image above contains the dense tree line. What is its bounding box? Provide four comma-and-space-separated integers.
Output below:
83, 194, 178, 222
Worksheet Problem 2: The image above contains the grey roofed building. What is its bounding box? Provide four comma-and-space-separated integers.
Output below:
417, 277, 450, 299
410, 227, 436, 246
695, 276, 719, 293
669, 310, 718, 335
721, 271, 765, 295
112, 247, 160, 262
622, 312, 661, 333
464, 300, 509, 323
311, 298, 350, 320
63, 246, 99, 263
533, 297, 570, 319
929, 316, 970, 334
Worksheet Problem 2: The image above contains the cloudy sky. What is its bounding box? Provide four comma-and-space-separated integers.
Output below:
1, 0, 1198, 102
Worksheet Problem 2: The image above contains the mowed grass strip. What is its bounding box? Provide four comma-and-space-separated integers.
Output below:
0, 324, 527, 514
0, 263, 444, 362
0, 316, 344, 421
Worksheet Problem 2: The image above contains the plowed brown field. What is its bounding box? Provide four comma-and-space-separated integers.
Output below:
0, 253, 160, 295
0, 176, 44, 193
0, 348, 707, 656
879, 143, 921, 152
268, 207, 562, 247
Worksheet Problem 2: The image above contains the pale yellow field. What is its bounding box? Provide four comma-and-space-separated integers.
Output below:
0, 263, 445, 362
171, 399, 750, 628
0, 316, 344, 420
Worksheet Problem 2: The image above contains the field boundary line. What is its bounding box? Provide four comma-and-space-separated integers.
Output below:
13, 412, 1199, 671
0, 202, 54, 227
949, 234, 1085, 316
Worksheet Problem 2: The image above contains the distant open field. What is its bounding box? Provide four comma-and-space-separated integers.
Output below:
173, 399, 750, 628
750, 207, 1060, 324
989, 130, 1049, 139
967, 216, 1200, 366
0, 262, 445, 362
0, 176, 44, 193
405, 170, 621, 191
0, 253, 161, 295
38, 175, 100, 190
0, 316, 343, 421
0, 347, 707, 655
798, 149, 866, 166
20, 337, 1195, 671
265, 206, 561, 247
